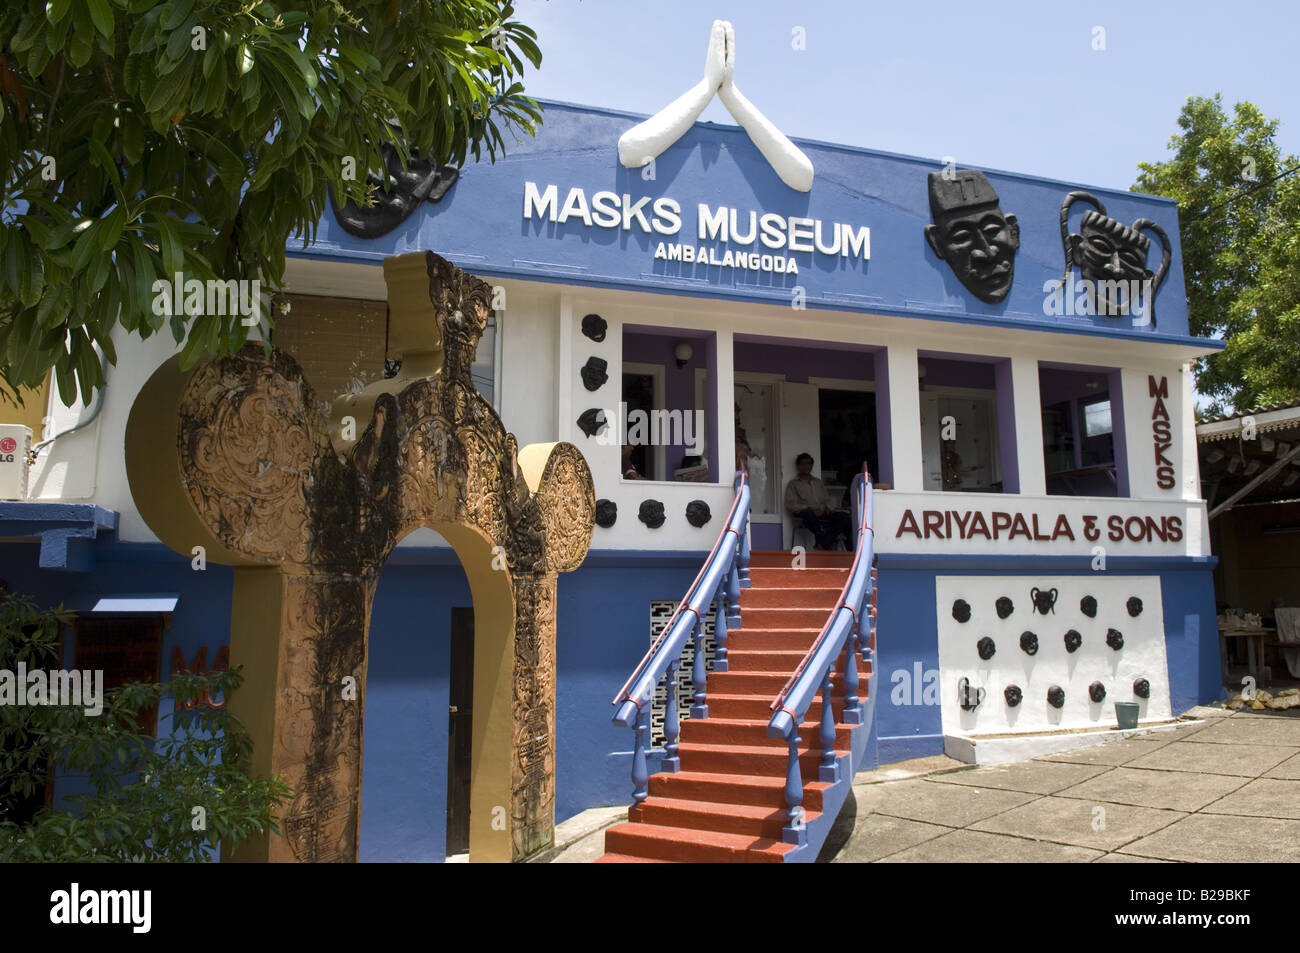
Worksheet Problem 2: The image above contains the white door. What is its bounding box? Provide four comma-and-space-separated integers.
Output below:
777, 381, 822, 549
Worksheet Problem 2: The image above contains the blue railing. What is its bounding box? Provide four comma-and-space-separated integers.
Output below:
766, 468, 876, 844
612, 468, 751, 802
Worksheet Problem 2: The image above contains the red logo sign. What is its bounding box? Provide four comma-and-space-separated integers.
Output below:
0, 437, 16, 454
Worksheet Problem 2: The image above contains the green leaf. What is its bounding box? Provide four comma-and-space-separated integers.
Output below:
85, 0, 114, 39
159, 0, 195, 31
46, 0, 73, 25
153, 215, 183, 278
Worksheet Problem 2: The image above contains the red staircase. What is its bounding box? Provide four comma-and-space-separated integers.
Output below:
599, 550, 863, 863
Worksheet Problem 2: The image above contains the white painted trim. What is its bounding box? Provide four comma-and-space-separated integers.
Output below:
623, 361, 667, 481
886, 346, 923, 491
557, 294, 574, 443
1009, 355, 1046, 495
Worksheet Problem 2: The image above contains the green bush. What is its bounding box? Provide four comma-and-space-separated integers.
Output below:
0, 590, 289, 861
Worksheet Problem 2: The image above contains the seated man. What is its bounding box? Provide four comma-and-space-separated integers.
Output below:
784, 453, 853, 551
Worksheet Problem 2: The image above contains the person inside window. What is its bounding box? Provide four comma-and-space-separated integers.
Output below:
621, 443, 647, 480
784, 453, 853, 551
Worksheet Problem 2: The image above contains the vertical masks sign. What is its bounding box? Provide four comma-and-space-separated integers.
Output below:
1149, 375, 1175, 490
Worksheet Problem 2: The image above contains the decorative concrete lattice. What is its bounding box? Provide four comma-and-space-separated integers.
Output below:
648, 600, 716, 747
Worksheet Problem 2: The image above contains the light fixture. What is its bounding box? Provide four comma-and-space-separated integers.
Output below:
674, 341, 694, 368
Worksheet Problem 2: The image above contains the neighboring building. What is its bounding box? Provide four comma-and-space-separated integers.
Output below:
1, 88, 1223, 860
1197, 402, 1300, 682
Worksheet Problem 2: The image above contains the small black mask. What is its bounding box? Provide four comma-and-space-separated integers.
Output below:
1019, 631, 1039, 656
996, 596, 1014, 619
1080, 595, 1098, 618
977, 637, 996, 661
577, 408, 607, 438
1089, 681, 1106, 703
1064, 629, 1082, 653
581, 356, 609, 391
685, 500, 712, 528
1004, 685, 1023, 707
1106, 628, 1124, 651
1127, 596, 1143, 617
638, 499, 665, 529
1030, 586, 1058, 615
952, 599, 972, 624
581, 313, 607, 342
1047, 685, 1066, 709
1133, 678, 1150, 699
595, 499, 617, 528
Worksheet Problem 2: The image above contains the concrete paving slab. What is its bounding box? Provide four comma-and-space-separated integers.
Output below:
1038, 738, 1171, 766
1188, 714, 1300, 747
928, 759, 1111, 795
853, 754, 965, 784
1055, 767, 1248, 812
831, 814, 952, 863
1117, 813, 1300, 863
852, 778, 1038, 827
1200, 777, 1300, 819
969, 796, 1185, 851
1123, 741, 1296, 777
1093, 852, 1174, 863
876, 828, 1103, 863
1264, 751, 1300, 780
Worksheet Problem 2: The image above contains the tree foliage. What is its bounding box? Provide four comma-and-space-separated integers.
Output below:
0, 590, 290, 861
0, 0, 541, 406
1134, 95, 1300, 414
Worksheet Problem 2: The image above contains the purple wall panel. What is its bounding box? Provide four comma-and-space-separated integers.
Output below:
874, 350, 894, 486
994, 359, 1019, 493
734, 341, 877, 383
1109, 368, 1130, 497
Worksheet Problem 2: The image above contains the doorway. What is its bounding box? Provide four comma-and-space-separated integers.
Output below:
446, 606, 474, 857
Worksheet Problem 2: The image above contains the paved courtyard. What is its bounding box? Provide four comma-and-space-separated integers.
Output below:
829, 707, 1300, 863
547, 706, 1300, 862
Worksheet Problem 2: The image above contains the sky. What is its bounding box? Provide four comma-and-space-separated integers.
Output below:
515, 0, 1300, 193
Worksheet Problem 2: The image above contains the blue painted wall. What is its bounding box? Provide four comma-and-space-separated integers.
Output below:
295, 100, 1215, 351
555, 560, 700, 822
358, 562, 466, 862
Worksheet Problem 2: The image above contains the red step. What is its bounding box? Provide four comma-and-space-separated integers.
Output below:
706, 670, 795, 693
740, 587, 843, 609
736, 607, 830, 629
723, 627, 822, 650
746, 567, 850, 587
725, 648, 812, 671
678, 742, 844, 776
707, 693, 848, 721
629, 797, 817, 839
680, 716, 855, 749
604, 822, 793, 863
593, 853, 672, 863
648, 770, 833, 811
747, 550, 854, 569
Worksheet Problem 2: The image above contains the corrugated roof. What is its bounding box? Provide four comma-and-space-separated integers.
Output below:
1198, 400, 1300, 425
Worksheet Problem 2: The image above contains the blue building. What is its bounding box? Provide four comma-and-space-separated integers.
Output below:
0, 87, 1221, 861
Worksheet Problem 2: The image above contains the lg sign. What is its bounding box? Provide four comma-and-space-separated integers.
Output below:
0, 436, 16, 462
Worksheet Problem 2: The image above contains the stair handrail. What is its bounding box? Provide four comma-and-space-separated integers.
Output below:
610, 466, 751, 805
612, 467, 750, 721
765, 467, 876, 839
